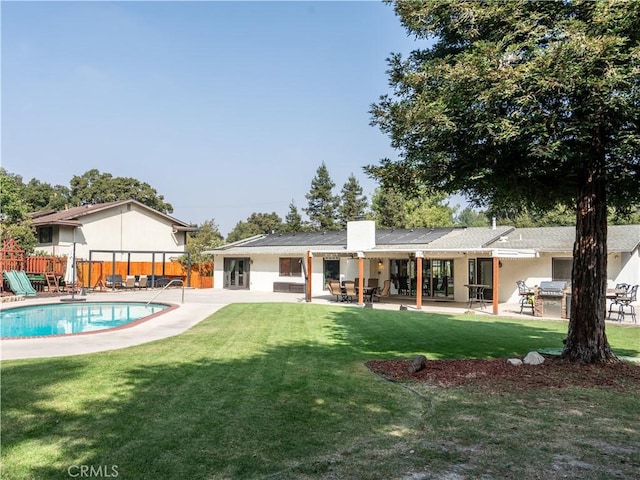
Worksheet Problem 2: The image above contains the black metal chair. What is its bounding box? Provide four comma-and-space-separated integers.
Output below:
615, 284, 637, 323
607, 283, 630, 319
516, 280, 534, 314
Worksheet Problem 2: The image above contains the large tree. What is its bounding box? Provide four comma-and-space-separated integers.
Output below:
367, 1, 640, 363
226, 212, 283, 243
371, 186, 407, 229
70, 169, 173, 214
338, 174, 368, 227
0, 169, 37, 252
304, 162, 339, 231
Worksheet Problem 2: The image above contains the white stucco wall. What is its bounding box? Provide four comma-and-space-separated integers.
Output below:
213, 248, 639, 304
37, 204, 187, 281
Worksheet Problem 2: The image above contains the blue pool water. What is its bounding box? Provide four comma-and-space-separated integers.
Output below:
1, 302, 169, 338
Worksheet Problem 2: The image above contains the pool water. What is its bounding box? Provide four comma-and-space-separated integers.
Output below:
1, 302, 169, 338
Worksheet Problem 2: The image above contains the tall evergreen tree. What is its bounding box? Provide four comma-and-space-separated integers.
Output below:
284, 200, 305, 232
338, 174, 368, 227
303, 162, 339, 231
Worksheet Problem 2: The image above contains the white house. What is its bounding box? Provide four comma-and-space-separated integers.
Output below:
30, 199, 196, 281
205, 221, 639, 310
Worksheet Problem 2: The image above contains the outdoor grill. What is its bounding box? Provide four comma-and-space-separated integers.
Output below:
538, 281, 566, 297
535, 281, 567, 318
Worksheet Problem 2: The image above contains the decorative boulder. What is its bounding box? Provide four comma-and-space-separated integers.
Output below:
407, 355, 427, 373
507, 358, 523, 366
523, 351, 545, 365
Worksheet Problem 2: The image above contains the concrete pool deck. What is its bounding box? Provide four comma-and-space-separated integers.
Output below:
1, 288, 635, 361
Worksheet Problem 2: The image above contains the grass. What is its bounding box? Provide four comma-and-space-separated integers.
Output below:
1, 303, 639, 479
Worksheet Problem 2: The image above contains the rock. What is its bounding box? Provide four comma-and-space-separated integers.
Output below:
407, 355, 427, 373
507, 358, 523, 366
523, 351, 545, 365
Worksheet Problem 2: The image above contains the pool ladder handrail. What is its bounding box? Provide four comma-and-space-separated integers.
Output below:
146, 279, 185, 306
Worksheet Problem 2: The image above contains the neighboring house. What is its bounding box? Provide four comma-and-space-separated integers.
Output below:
205, 221, 639, 307
30, 199, 196, 281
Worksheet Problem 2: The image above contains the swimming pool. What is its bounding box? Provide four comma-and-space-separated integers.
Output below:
1, 302, 171, 338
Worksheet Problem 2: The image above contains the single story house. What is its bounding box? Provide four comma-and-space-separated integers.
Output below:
205, 221, 639, 312
30, 199, 196, 281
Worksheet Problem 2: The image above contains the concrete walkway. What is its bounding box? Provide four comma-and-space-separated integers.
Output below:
1, 288, 634, 361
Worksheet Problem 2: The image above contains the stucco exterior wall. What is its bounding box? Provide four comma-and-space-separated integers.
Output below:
35, 204, 187, 281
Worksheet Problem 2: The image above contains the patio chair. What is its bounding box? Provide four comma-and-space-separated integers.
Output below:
615, 284, 637, 323
326, 280, 342, 302
373, 280, 391, 302
124, 276, 136, 289
516, 280, 534, 314
105, 275, 123, 289
137, 276, 148, 289
367, 278, 379, 289
607, 283, 630, 319
343, 281, 356, 302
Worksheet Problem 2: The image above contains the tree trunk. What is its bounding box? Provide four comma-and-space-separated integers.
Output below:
562, 148, 617, 363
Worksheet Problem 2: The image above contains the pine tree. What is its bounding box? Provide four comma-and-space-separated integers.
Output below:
303, 162, 339, 231
284, 200, 305, 232
338, 174, 368, 227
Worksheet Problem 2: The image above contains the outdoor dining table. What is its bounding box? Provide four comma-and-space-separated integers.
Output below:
356, 286, 378, 303
464, 284, 489, 309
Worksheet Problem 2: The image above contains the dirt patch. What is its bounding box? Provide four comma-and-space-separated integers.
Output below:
366, 356, 640, 392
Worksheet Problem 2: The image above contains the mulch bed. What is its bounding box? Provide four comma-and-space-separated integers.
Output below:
366, 356, 640, 392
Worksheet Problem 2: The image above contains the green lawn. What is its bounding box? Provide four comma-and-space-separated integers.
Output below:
2, 304, 639, 479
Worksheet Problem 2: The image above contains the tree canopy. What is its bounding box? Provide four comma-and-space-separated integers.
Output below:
368, 0, 640, 363
70, 169, 173, 214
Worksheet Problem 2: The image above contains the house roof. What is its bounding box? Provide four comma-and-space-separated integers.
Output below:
29, 199, 196, 231
487, 225, 640, 253
206, 224, 640, 256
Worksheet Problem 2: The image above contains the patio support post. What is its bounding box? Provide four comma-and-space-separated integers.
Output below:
493, 256, 500, 314
357, 252, 364, 306
306, 250, 312, 303
416, 251, 423, 310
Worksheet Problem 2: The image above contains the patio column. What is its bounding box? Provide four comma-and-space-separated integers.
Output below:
493, 256, 500, 314
306, 250, 312, 303
357, 252, 364, 305
416, 251, 423, 310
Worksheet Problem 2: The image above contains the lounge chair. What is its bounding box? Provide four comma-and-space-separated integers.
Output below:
105, 275, 124, 288
124, 276, 136, 289
137, 276, 148, 289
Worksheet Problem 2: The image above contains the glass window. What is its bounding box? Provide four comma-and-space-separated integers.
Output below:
279, 257, 302, 277
38, 227, 53, 244
552, 258, 572, 283
323, 259, 340, 284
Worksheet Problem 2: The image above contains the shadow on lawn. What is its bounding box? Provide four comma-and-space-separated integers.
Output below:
324, 307, 640, 359
2, 304, 638, 480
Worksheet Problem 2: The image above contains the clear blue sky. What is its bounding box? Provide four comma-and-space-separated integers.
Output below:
2, 0, 446, 236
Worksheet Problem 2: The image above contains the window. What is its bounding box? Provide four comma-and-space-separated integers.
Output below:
38, 227, 53, 244
279, 257, 302, 277
552, 258, 572, 283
